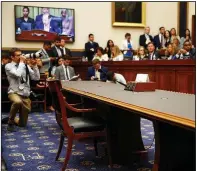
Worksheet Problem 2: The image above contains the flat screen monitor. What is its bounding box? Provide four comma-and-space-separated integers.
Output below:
15, 5, 75, 42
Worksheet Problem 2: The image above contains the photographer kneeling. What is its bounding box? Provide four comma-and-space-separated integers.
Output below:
5, 48, 40, 132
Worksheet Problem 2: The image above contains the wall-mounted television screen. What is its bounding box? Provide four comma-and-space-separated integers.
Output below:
15, 5, 75, 42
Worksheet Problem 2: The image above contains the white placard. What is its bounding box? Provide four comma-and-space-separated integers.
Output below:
135, 74, 150, 82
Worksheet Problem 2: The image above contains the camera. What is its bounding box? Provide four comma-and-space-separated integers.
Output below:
23, 52, 42, 59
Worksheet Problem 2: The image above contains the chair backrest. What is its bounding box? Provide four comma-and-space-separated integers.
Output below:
47, 79, 72, 134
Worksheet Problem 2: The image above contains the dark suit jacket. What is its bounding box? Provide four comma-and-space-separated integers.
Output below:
144, 51, 160, 60
87, 66, 108, 81
16, 17, 35, 31
51, 46, 62, 58
85, 42, 99, 61
35, 14, 61, 34
154, 35, 162, 49
61, 47, 72, 57
139, 34, 153, 48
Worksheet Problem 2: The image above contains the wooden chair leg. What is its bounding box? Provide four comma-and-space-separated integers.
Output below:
93, 138, 98, 156
56, 134, 64, 161
62, 137, 73, 171
44, 100, 47, 112
105, 128, 113, 168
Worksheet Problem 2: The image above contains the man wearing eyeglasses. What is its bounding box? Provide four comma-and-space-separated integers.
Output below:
5, 48, 40, 132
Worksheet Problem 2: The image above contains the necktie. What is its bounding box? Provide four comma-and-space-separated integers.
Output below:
161, 35, 164, 48
65, 66, 69, 80
21, 64, 29, 83
63, 48, 66, 55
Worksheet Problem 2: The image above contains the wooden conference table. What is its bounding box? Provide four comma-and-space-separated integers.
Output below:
61, 81, 195, 171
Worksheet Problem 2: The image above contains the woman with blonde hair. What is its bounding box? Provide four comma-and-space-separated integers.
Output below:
172, 38, 181, 52
111, 45, 124, 61
165, 43, 177, 60
170, 28, 180, 43
133, 46, 147, 60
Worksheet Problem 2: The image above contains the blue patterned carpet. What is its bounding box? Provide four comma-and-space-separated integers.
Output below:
2, 112, 155, 171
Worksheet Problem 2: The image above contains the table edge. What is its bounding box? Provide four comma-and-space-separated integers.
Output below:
63, 86, 195, 129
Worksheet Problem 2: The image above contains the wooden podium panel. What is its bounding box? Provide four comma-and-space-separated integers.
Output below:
176, 71, 195, 94
155, 70, 176, 91
70, 60, 195, 94
15, 30, 74, 42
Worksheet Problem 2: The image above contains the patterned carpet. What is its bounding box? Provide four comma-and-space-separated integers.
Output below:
2, 112, 155, 171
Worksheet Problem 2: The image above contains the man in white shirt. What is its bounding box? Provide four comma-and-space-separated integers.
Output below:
106, 71, 127, 85
5, 48, 40, 131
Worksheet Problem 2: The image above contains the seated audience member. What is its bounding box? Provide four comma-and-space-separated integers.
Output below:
87, 59, 108, 81
28, 58, 54, 112
133, 46, 147, 60
164, 30, 171, 48
111, 45, 124, 61
5, 48, 40, 131
92, 47, 109, 61
170, 28, 180, 43
55, 56, 76, 80
105, 39, 114, 58
51, 57, 64, 77
154, 26, 165, 49
49, 38, 63, 77
37, 41, 53, 74
139, 26, 153, 49
172, 37, 181, 52
60, 38, 72, 57
85, 34, 99, 61
16, 6, 35, 31
2, 54, 11, 76
121, 33, 133, 57
145, 42, 160, 60
165, 43, 177, 60
106, 71, 127, 85
180, 29, 192, 48
175, 41, 196, 60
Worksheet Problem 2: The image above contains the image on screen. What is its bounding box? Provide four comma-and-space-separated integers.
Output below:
15, 5, 75, 42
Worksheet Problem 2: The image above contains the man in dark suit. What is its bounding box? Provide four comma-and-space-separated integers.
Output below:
153, 27, 165, 49
35, 7, 60, 34
85, 34, 99, 61
145, 42, 160, 60
51, 38, 63, 58
60, 38, 72, 57
139, 26, 153, 49
87, 59, 108, 81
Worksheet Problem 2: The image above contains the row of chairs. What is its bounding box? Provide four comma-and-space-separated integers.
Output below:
47, 79, 112, 171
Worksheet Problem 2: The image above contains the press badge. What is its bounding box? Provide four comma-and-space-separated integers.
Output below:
19, 84, 25, 90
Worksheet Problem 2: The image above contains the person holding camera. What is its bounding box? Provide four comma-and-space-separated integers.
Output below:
5, 48, 40, 132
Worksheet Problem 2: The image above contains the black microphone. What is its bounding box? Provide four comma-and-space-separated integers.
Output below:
116, 80, 127, 87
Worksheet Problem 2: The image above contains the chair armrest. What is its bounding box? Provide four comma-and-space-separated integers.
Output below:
67, 106, 96, 113
68, 102, 84, 106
